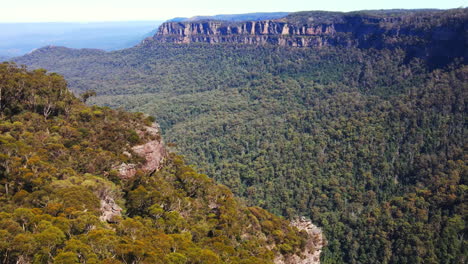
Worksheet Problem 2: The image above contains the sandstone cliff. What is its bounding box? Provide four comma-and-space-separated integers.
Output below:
116, 123, 167, 179
141, 9, 467, 67
148, 19, 349, 47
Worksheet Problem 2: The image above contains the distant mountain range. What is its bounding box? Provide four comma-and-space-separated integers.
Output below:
167, 12, 290, 22
0, 21, 162, 57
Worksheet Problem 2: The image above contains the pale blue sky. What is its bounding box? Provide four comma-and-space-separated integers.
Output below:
2, 0, 466, 22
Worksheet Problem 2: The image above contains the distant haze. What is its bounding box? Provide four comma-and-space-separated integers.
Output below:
0, 21, 162, 57
171, 12, 290, 22
1, 0, 465, 22
0, 11, 292, 58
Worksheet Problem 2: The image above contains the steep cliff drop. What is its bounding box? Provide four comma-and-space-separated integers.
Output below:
140, 9, 467, 67
146, 20, 347, 47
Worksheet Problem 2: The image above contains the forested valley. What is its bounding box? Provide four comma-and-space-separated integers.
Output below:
11, 9, 468, 264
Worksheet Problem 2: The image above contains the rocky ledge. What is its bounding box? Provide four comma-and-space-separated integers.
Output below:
116, 123, 167, 179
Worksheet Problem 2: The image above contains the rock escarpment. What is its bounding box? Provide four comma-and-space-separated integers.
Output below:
150, 20, 349, 47
142, 9, 467, 66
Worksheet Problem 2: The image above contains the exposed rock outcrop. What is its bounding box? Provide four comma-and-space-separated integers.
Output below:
103, 123, 166, 222
275, 217, 325, 264
100, 196, 122, 223
145, 19, 351, 47
117, 123, 167, 179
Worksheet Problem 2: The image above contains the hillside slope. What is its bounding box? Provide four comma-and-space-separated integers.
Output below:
0, 63, 321, 264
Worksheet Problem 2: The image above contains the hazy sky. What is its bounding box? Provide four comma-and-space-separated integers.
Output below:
2, 0, 466, 22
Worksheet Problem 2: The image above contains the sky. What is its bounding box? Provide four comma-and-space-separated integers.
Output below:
1, 0, 466, 22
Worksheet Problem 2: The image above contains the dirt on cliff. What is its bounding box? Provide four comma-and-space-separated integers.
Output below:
275, 217, 325, 264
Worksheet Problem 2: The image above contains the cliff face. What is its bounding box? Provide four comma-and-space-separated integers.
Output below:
147, 20, 351, 47
142, 9, 467, 66
116, 123, 167, 179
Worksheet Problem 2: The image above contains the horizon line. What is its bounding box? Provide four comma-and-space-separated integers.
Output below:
0, 7, 464, 23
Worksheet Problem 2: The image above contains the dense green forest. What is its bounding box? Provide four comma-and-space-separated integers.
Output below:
12, 9, 467, 264
0, 63, 312, 263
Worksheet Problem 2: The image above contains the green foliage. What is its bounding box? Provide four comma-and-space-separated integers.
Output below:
0, 64, 306, 263
13, 39, 468, 262
79, 89, 96, 103
7, 9, 467, 263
